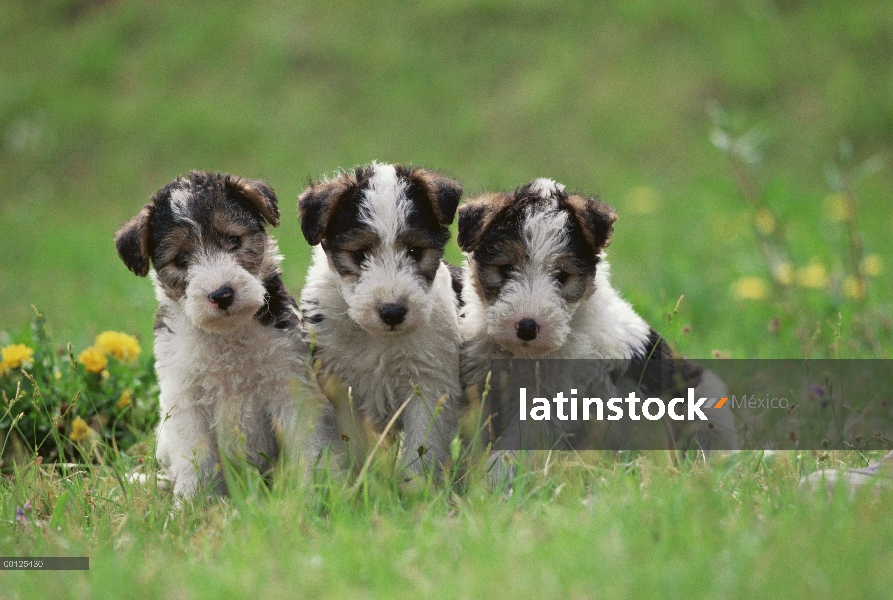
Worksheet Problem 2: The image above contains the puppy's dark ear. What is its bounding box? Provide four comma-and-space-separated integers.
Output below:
565, 194, 618, 253
298, 175, 356, 246
115, 203, 155, 277
457, 193, 506, 252
408, 168, 463, 225
224, 175, 280, 227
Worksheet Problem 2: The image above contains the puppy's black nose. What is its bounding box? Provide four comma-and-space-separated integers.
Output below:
208, 286, 235, 310
515, 318, 539, 341
379, 303, 407, 326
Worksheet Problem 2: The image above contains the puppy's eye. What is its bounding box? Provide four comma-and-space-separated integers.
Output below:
497, 264, 514, 279
173, 254, 189, 270
353, 249, 368, 264
227, 235, 242, 250
407, 246, 424, 261
555, 271, 570, 286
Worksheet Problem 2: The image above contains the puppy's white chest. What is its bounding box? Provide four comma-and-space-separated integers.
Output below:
155, 315, 297, 428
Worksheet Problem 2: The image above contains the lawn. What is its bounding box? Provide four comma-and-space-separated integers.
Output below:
2, 0, 893, 597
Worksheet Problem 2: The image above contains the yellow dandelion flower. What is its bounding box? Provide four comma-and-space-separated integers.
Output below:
733, 277, 769, 300
772, 262, 793, 286
117, 389, 132, 410
860, 254, 883, 278
1, 344, 34, 371
754, 209, 777, 235
822, 193, 851, 222
70, 417, 91, 443
54, 370, 62, 380
625, 186, 658, 215
95, 331, 141, 363
77, 346, 108, 374
843, 276, 866, 300
797, 262, 829, 289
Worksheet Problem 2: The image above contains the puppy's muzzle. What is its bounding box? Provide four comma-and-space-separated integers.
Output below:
379, 303, 408, 326
208, 285, 235, 310
515, 318, 540, 341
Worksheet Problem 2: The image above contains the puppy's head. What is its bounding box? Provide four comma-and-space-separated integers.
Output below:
298, 162, 461, 336
115, 171, 282, 334
458, 178, 616, 357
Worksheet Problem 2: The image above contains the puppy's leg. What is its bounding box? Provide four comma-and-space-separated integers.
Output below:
269, 386, 344, 479
156, 406, 219, 498
399, 392, 460, 479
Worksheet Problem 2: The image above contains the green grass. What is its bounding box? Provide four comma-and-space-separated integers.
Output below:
2, 0, 893, 597
3, 448, 893, 599
2, 0, 891, 355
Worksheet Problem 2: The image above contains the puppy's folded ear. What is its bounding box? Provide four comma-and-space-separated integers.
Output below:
297, 175, 356, 246
224, 175, 280, 227
115, 203, 155, 277
565, 195, 618, 253
408, 168, 463, 225
457, 193, 505, 253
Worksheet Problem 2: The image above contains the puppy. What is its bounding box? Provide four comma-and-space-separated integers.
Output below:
297, 162, 463, 480
458, 178, 736, 455
115, 171, 327, 498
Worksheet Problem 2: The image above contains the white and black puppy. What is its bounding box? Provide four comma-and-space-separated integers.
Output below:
297, 162, 463, 480
115, 171, 328, 498
458, 178, 736, 452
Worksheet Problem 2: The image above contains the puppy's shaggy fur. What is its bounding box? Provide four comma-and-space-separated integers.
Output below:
116, 171, 327, 497
297, 162, 463, 479
458, 178, 736, 451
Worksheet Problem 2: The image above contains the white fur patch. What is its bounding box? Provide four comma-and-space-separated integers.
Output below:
528, 178, 565, 200
522, 206, 569, 269
360, 162, 408, 245
170, 186, 201, 232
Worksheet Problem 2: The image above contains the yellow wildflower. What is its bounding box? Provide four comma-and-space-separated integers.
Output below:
860, 254, 883, 278
117, 389, 132, 410
754, 209, 777, 235
78, 346, 108, 374
69, 417, 91, 443
772, 262, 793, 286
95, 331, 141, 363
843, 277, 866, 300
1, 344, 34, 373
733, 277, 769, 300
822, 193, 851, 222
797, 262, 829, 289
625, 186, 658, 215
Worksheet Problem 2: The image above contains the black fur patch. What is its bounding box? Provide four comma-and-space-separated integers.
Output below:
254, 274, 300, 329
300, 298, 325, 326
153, 306, 174, 335
625, 329, 704, 398
115, 203, 155, 276
446, 262, 465, 308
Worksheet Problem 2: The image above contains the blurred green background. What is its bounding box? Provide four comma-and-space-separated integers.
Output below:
1, 0, 891, 357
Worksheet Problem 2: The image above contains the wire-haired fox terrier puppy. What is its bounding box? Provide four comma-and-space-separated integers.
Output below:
115, 171, 327, 498
297, 162, 463, 481
457, 178, 736, 453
